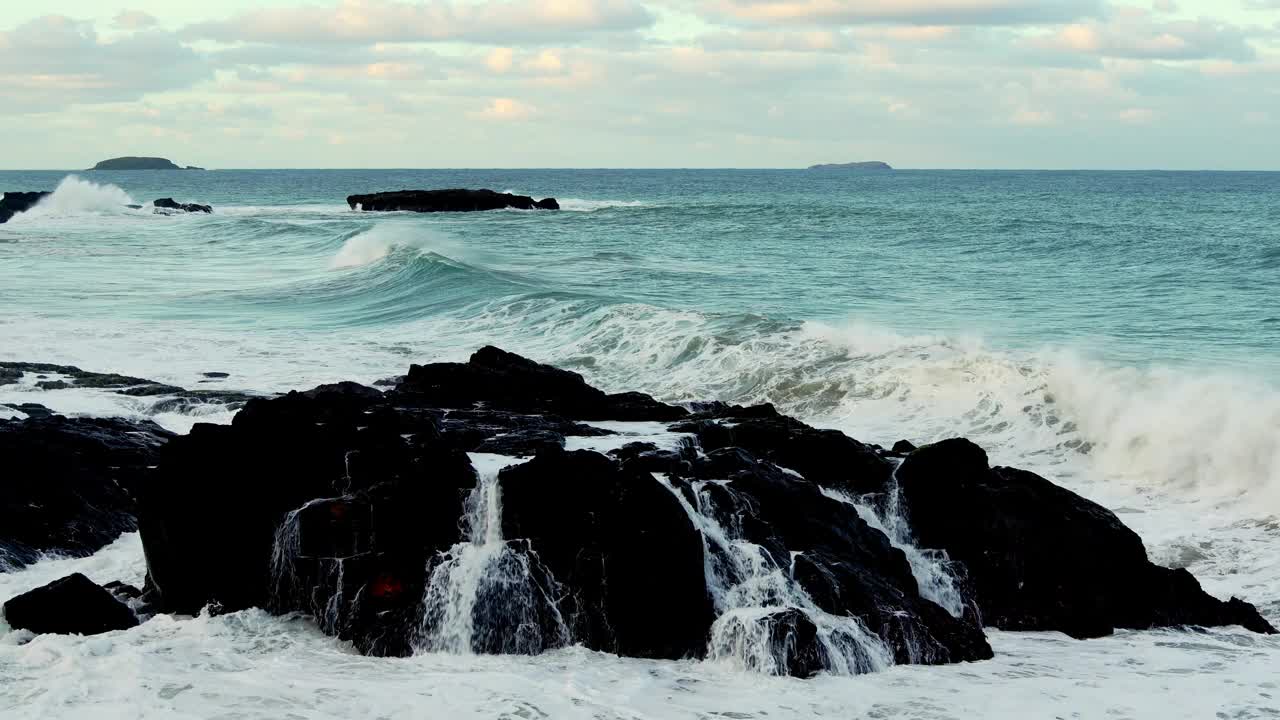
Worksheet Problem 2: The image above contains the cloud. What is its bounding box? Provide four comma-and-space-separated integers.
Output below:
698, 29, 852, 52
112, 10, 158, 30
0, 15, 211, 112
487, 47, 515, 72
186, 0, 655, 45
1117, 107, 1155, 123
702, 0, 1103, 26
474, 97, 536, 119
1011, 108, 1055, 125
1028, 13, 1257, 61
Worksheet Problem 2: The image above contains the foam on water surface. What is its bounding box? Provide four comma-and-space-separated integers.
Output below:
4, 169, 1280, 716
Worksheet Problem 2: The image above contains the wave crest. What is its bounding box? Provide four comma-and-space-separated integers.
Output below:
8, 175, 138, 222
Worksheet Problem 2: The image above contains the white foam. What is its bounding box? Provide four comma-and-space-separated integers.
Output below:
4, 537, 1277, 719
7, 176, 138, 223
329, 225, 465, 269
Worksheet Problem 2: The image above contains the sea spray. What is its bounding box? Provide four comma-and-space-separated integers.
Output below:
6, 175, 138, 221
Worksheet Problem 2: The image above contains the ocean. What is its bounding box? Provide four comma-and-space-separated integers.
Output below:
1, 169, 1278, 718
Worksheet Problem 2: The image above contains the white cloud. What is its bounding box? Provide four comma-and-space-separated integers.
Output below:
487, 47, 515, 72
702, 0, 1102, 26
0, 15, 211, 112
186, 0, 654, 45
474, 97, 536, 119
112, 10, 158, 30
1029, 12, 1257, 61
1118, 107, 1155, 123
1011, 108, 1055, 125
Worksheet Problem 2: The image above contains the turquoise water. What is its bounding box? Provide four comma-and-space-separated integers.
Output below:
2, 170, 1277, 373
3, 169, 1280, 718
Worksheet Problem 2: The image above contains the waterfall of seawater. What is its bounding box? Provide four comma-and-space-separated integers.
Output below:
821, 466, 971, 620
415, 454, 569, 655
656, 474, 895, 676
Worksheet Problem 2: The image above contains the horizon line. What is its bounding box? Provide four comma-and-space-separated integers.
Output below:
3, 166, 1279, 173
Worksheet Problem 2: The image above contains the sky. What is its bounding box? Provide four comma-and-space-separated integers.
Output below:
2, 0, 1279, 169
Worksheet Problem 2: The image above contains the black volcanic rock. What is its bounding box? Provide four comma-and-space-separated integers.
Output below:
103, 346, 1272, 678
3, 573, 139, 635
90, 156, 182, 170
392, 346, 687, 421
671, 404, 893, 496
498, 449, 715, 659
895, 438, 1277, 638
347, 189, 559, 213
676, 447, 993, 666
0, 414, 172, 571
153, 198, 212, 214
0, 191, 50, 224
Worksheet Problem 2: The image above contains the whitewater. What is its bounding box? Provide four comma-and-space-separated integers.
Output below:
2, 169, 1279, 718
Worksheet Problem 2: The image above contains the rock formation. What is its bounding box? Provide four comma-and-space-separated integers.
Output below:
347, 189, 559, 213
0, 191, 50, 224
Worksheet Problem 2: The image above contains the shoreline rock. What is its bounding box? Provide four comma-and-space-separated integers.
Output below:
347, 189, 559, 213
2, 348, 1271, 676
0, 191, 50, 224
153, 198, 213, 214
3, 573, 139, 636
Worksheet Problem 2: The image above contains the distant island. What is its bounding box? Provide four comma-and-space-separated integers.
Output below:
807, 161, 893, 170
88, 157, 204, 171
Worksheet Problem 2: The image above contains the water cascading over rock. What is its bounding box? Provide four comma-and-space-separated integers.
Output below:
117, 346, 1272, 677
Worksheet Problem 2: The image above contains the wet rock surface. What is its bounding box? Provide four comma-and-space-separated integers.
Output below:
153, 198, 212, 214
3, 347, 1271, 676
894, 438, 1278, 638
3, 573, 139, 636
0, 414, 172, 570
0, 191, 50, 224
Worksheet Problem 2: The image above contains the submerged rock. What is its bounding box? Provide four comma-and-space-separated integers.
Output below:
347, 189, 559, 213
895, 438, 1277, 638
0, 414, 172, 571
0, 191, 50, 224
3, 573, 139, 635
153, 198, 212, 214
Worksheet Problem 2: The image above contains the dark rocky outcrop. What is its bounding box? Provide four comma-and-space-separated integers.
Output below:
3, 573, 139, 635
673, 447, 992, 666
89, 157, 183, 170
499, 449, 715, 659
895, 438, 1277, 638
0, 191, 50, 224
153, 198, 212, 214
10, 347, 1268, 678
392, 345, 687, 421
0, 361, 258, 411
671, 403, 893, 495
0, 414, 172, 571
347, 189, 559, 213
